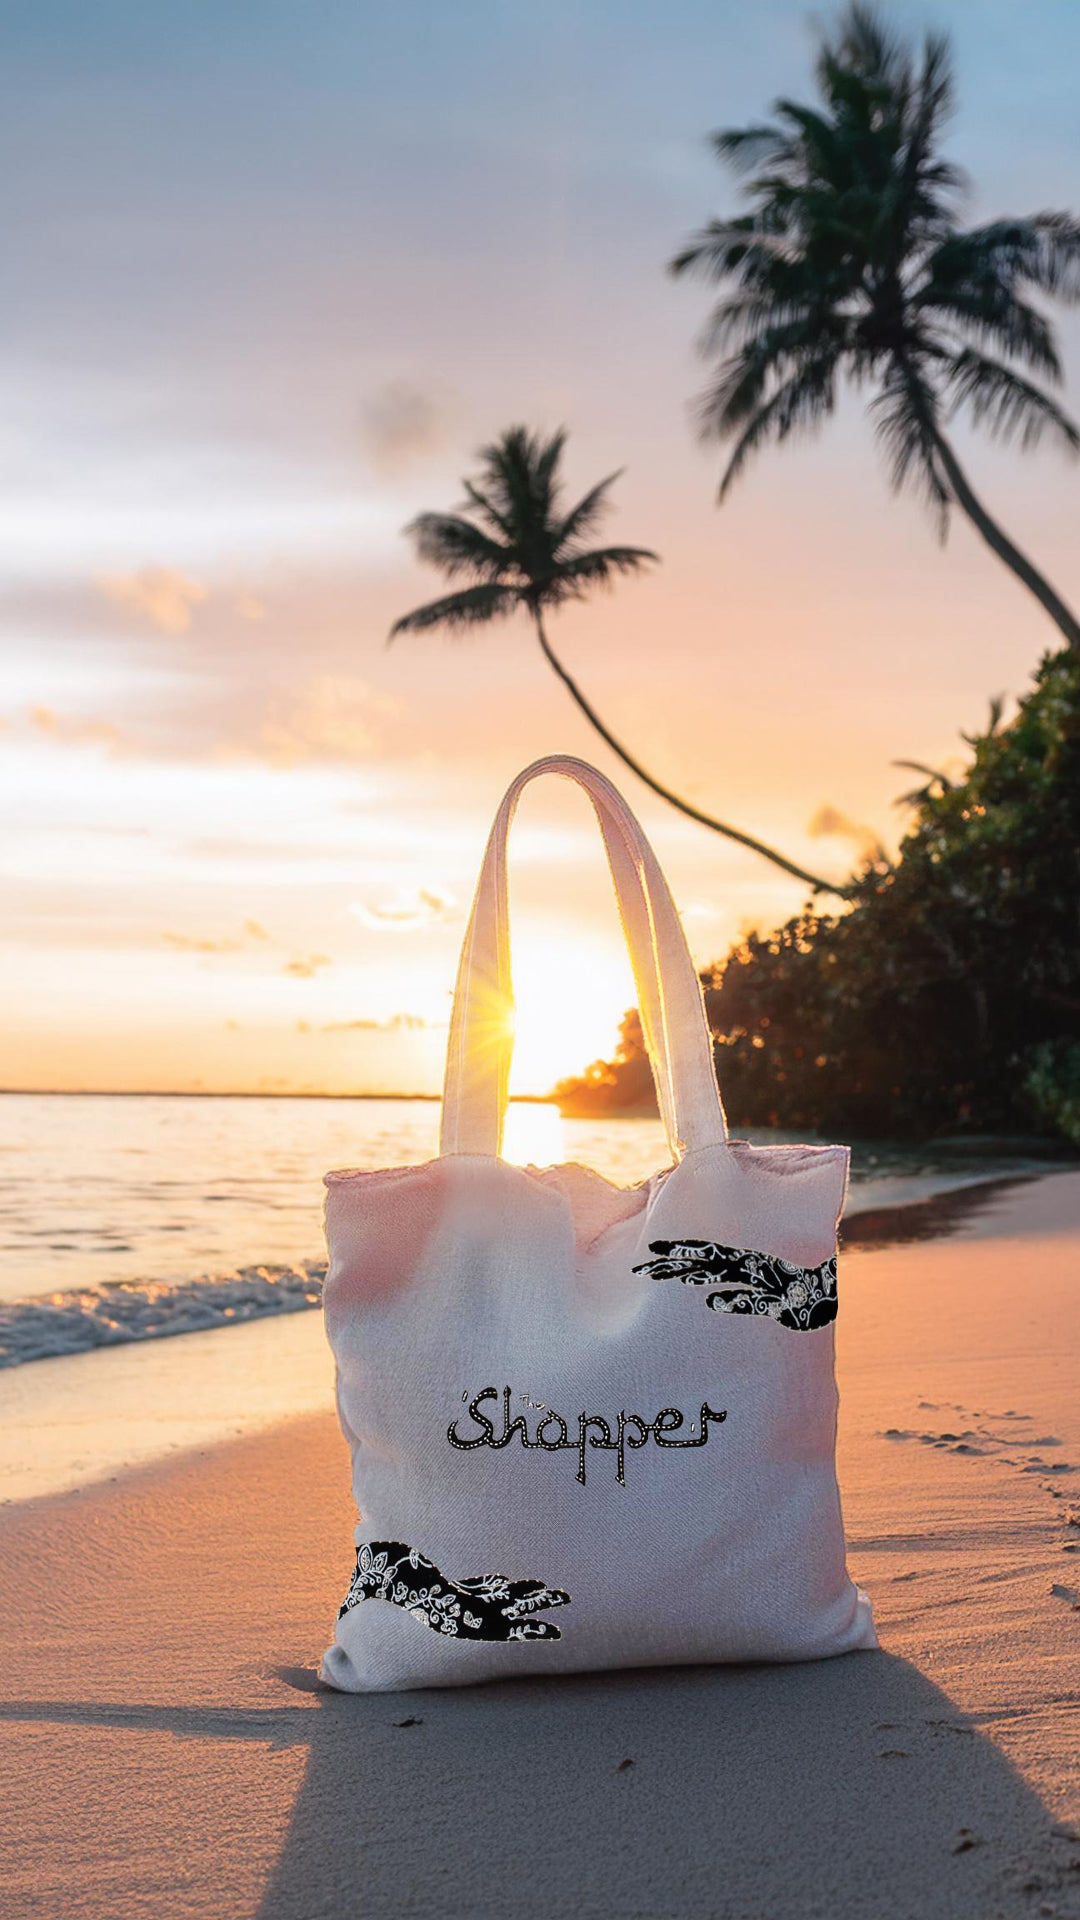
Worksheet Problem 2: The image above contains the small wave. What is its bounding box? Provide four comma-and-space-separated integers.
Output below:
0, 1260, 327, 1368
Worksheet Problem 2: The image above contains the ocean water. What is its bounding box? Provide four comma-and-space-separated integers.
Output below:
0, 1092, 1054, 1368
0, 1094, 672, 1365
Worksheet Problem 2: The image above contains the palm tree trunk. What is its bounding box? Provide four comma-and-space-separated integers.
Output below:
930, 430, 1080, 650
893, 358, 1080, 650
531, 609, 847, 898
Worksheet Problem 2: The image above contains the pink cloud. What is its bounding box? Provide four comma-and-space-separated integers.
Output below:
99, 567, 208, 635
282, 954, 332, 979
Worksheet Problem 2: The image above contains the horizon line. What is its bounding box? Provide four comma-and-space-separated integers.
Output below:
0, 1087, 557, 1103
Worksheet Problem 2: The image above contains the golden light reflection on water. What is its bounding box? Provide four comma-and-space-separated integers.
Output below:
501, 1100, 566, 1169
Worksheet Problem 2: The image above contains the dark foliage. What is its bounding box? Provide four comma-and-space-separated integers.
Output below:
555, 650, 1080, 1144
707, 648, 1080, 1140
551, 1011, 658, 1119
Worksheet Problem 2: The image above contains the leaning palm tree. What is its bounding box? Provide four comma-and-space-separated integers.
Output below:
670, 3, 1080, 649
390, 425, 840, 894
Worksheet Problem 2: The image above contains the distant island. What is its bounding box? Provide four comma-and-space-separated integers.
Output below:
550, 1011, 660, 1121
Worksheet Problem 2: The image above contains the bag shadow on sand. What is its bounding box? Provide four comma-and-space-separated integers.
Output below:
6, 1648, 1073, 1920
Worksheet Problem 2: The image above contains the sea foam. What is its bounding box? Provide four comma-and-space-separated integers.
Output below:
0, 1260, 327, 1368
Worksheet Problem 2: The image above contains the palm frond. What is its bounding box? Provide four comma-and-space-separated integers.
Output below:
910, 26, 956, 148
669, 216, 786, 282
712, 354, 840, 497
533, 428, 568, 497
917, 224, 1066, 378
549, 546, 660, 598
892, 757, 953, 806
898, 26, 965, 229
480, 424, 567, 544
553, 470, 622, 553
403, 512, 513, 582
697, 312, 844, 439
1031, 211, 1080, 300
927, 221, 1038, 287
960, 693, 1005, 747
711, 124, 788, 175
522, 426, 566, 521
770, 99, 846, 182
388, 583, 521, 640
945, 348, 1080, 455
847, 0, 902, 72
868, 366, 951, 535
827, 3, 908, 93
915, 273, 1061, 382
932, 214, 1080, 304
462, 480, 514, 540
697, 285, 836, 359
471, 426, 532, 529
893, 757, 953, 787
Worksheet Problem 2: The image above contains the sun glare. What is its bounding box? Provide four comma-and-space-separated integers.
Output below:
504, 921, 635, 1098
501, 1100, 566, 1168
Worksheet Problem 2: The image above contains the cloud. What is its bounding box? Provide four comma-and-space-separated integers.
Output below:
363, 379, 456, 473
282, 953, 332, 979
163, 934, 242, 955
350, 886, 458, 931
321, 1012, 429, 1032
234, 592, 266, 623
27, 706, 127, 754
99, 567, 208, 635
161, 921, 271, 956
806, 804, 885, 864
12, 670, 398, 772
256, 675, 400, 767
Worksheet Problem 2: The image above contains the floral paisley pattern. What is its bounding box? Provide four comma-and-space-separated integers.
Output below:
632, 1240, 838, 1331
338, 1541, 571, 1641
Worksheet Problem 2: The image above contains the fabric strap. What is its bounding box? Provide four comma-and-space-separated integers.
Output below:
439, 756, 728, 1161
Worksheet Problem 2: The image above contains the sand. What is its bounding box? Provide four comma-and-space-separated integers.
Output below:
1, 1171, 1078, 1920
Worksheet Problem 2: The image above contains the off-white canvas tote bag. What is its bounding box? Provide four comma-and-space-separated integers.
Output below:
320, 755, 876, 1691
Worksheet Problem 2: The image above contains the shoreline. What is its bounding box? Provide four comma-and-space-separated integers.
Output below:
2, 1169, 1078, 1918
841, 1169, 1052, 1248
0, 1088, 561, 1104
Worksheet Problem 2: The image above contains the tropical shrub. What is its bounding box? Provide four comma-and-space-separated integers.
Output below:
704, 647, 1080, 1138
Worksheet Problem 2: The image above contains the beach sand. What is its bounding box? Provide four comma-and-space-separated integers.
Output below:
1, 1171, 1078, 1920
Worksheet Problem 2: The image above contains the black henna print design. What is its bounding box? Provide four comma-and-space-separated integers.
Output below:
633, 1239, 838, 1331
338, 1541, 571, 1641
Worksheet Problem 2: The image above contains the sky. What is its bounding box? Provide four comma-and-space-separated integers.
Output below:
3, 0, 1079, 1096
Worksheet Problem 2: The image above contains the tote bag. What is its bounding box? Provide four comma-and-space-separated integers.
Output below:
320, 755, 876, 1692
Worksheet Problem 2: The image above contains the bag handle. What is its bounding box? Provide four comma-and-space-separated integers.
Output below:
439, 755, 728, 1160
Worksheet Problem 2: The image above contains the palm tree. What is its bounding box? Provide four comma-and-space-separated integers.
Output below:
670, 3, 1080, 649
390, 424, 842, 895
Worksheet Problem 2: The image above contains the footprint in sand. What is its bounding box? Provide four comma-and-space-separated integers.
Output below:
881, 1408, 1074, 1478
881, 1426, 990, 1456
878, 1405, 1079, 1575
